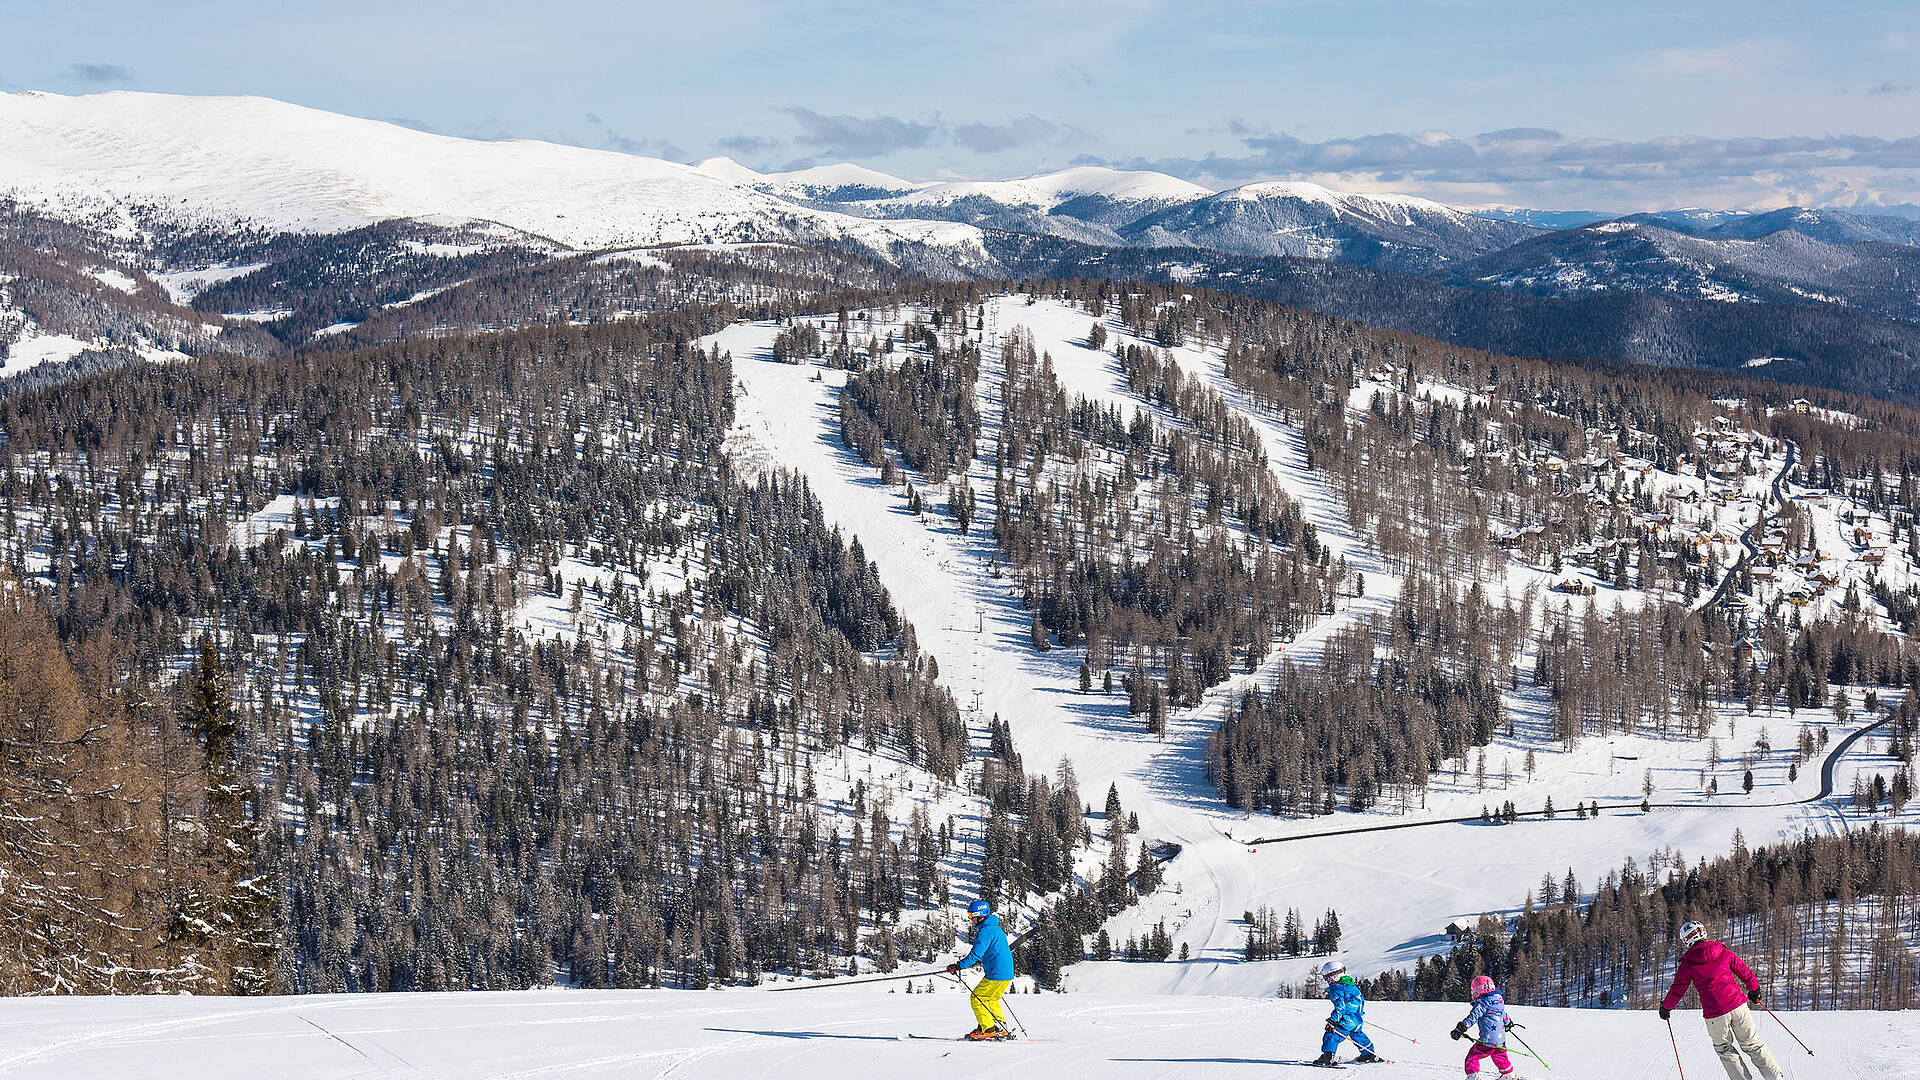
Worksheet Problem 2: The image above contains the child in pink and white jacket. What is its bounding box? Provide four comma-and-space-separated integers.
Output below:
1451, 975, 1514, 1077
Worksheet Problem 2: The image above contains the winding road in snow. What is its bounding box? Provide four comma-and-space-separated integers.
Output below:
1696, 439, 1797, 615
1236, 711, 1890, 848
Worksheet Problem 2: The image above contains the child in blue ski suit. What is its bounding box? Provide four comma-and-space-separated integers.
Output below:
1452, 975, 1514, 1076
1314, 960, 1382, 1066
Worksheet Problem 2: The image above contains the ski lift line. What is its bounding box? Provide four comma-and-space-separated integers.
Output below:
1233, 712, 1892, 848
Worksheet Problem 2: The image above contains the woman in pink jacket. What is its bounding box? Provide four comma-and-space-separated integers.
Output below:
1658, 921, 1782, 1080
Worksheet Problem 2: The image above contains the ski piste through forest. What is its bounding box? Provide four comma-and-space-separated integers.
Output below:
718, 290, 1920, 992
5, 280, 1920, 1078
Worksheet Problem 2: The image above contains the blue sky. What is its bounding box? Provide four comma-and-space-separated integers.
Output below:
8, 0, 1919, 210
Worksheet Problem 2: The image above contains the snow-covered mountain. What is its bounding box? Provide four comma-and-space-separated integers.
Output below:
0, 91, 986, 266
1453, 215, 1920, 321
1114, 180, 1538, 273
887, 165, 1212, 212
12, 90, 1916, 321
740, 165, 1530, 273
719, 162, 1215, 247
1698, 206, 1920, 246
8, 89, 1920, 398
700, 157, 925, 202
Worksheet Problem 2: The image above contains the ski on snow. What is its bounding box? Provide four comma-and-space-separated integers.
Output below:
906, 1033, 1044, 1043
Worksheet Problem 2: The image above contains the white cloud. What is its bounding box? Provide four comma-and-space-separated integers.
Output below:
1080, 127, 1920, 212
1643, 39, 1788, 78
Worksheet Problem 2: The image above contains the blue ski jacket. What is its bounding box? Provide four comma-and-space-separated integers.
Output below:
1460, 991, 1508, 1047
958, 914, 1014, 981
1325, 976, 1366, 1031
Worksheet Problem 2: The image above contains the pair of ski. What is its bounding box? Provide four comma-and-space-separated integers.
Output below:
906, 1032, 1042, 1043
1293, 1055, 1392, 1069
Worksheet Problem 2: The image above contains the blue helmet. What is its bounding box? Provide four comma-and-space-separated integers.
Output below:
967, 900, 992, 919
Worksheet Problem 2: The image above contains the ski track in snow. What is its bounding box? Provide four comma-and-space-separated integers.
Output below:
0, 989, 1896, 1079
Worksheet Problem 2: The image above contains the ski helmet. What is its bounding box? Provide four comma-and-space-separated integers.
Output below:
1318, 960, 1346, 980
1470, 975, 1495, 999
968, 899, 992, 919
1678, 920, 1709, 952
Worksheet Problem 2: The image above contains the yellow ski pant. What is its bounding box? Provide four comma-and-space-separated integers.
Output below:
968, 978, 1011, 1029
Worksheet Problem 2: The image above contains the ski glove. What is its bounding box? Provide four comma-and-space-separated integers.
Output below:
1450, 1024, 1466, 1041
945, 964, 960, 975
1747, 990, 1760, 1005
1658, 1007, 1671, 1021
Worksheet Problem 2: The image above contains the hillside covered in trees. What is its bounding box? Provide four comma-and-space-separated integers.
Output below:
7, 268, 1920, 1000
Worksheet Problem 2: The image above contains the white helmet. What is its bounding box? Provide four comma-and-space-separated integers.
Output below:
1319, 960, 1346, 980
1678, 921, 1709, 952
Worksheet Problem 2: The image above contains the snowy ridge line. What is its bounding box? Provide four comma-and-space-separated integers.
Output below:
0, 90, 988, 264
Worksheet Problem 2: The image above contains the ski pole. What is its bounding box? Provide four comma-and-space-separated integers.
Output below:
766, 967, 948, 991
1364, 1019, 1418, 1044
998, 989, 1029, 1038
1507, 1029, 1550, 1069
1757, 1001, 1812, 1056
950, 971, 1027, 1038
1666, 1018, 1686, 1080
1330, 1029, 1364, 1055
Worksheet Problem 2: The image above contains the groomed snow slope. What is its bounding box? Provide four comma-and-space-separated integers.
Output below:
0, 92, 981, 257
0, 989, 1887, 1079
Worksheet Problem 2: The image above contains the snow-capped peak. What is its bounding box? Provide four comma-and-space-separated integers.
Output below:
693, 156, 764, 184
768, 162, 922, 192
1221, 179, 1464, 218
0, 90, 985, 260
893, 166, 1213, 209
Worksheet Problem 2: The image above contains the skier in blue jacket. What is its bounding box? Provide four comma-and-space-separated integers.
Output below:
1314, 960, 1383, 1065
946, 899, 1015, 1040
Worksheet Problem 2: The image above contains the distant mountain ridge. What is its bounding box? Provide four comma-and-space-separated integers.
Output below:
7, 89, 1920, 403
7, 90, 1916, 303
710, 154, 1920, 300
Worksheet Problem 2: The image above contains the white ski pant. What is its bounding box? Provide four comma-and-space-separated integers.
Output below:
1703, 1005, 1782, 1080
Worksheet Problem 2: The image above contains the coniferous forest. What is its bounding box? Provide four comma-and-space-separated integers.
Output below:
5, 269, 1920, 1002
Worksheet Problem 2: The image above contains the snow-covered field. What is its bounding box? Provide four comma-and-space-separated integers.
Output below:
0, 987, 1891, 1079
